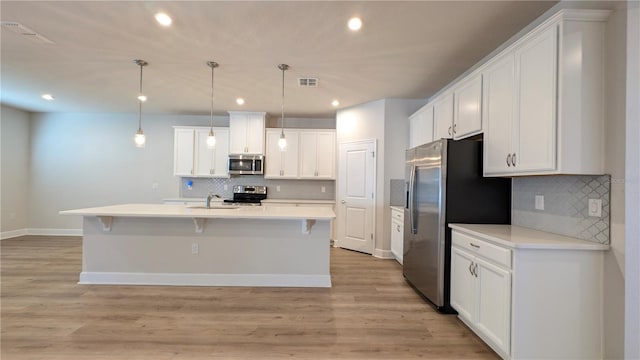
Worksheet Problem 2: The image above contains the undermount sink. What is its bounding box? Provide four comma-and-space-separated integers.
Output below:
187, 205, 239, 210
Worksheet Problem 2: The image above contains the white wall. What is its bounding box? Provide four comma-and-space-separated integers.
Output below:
27, 112, 223, 232
603, 4, 627, 359
0, 105, 30, 238
336, 98, 424, 256
625, 1, 640, 357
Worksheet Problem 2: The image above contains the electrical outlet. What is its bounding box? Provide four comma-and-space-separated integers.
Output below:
276, 186, 281, 192
191, 243, 199, 255
535, 195, 544, 210
588, 199, 602, 217
321, 186, 326, 193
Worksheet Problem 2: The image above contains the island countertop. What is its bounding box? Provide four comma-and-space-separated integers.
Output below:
60, 203, 335, 220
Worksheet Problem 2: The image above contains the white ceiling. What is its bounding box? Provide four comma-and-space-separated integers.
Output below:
0, 1, 557, 118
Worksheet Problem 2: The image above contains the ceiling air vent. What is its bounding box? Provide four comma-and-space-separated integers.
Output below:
1, 21, 55, 44
298, 77, 318, 87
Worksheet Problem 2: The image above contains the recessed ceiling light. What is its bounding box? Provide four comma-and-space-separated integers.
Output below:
236, 98, 245, 105
331, 100, 340, 107
348, 17, 362, 31
154, 12, 172, 27
41, 94, 54, 101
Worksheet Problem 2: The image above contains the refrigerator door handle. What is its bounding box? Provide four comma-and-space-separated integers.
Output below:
409, 164, 417, 234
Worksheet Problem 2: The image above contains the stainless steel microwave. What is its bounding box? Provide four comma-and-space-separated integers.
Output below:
228, 154, 264, 175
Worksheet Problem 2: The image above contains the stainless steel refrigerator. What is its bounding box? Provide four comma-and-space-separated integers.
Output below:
403, 139, 510, 313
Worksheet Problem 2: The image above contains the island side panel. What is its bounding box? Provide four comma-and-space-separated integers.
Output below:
80, 216, 331, 287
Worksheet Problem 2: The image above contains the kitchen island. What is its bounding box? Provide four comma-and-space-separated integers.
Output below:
60, 204, 335, 287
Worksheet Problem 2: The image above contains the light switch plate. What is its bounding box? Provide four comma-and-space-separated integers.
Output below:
535, 195, 544, 210
276, 186, 281, 192
588, 199, 602, 217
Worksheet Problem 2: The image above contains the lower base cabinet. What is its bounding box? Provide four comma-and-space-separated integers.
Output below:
450, 227, 604, 360
390, 207, 404, 264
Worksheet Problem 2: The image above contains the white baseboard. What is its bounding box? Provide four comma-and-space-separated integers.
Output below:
1, 228, 28, 240
79, 272, 332, 288
27, 228, 82, 236
373, 248, 394, 259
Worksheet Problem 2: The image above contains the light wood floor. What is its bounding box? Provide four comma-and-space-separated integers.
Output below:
1, 236, 498, 360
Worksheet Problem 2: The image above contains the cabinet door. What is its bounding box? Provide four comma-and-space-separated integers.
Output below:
245, 113, 265, 154
299, 132, 317, 178
391, 218, 403, 264
194, 129, 215, 177
174, 128, 195, 176
314, 131, 335, 179
229, 113, 248, 154
476, 256, 511, 357
433, 93, 454, 140
483, 54, 516, 175
409, 105, 434, 148
453, 74, 483, 139
451, 246, 477, 322
211, 128, 229, 177
515, 25, 557, 172
265, 130, 284, 178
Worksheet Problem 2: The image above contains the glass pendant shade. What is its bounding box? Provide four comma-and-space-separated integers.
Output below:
207, 128, 216, 149
278, 132, 287, 151
134, 128, 146, 148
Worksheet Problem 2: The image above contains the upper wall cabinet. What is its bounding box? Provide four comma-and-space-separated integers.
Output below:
483, 9, 609, 176
173, 126, 230, 178
453, 73, 483, 140
300, 130, 335, 179
408, 104, 434, 148
265, 129, 300, 179
228, 111, 265, 155
433, 92, 454, 141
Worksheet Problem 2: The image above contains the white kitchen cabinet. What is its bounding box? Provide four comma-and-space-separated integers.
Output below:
408, 104, 434, 148
265, 129, 299, 179
194, 128, 229, 177
432, 92, 454, 140
173, 127, 229, 178
482, 10, 608, 176
453, 72, 483, 140
390, 207, 404, 264
174, 128, 196, 176
450, 224, 607, 360
300, 130, 335, 179
228, 111, 265, 154
451, 235, 511, 358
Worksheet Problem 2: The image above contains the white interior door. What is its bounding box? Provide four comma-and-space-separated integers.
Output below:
336, 140, 376, 254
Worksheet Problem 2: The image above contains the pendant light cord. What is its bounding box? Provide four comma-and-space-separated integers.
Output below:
138, 63, 143, 131
279, 64, 288, 135
210, 63, 214, 129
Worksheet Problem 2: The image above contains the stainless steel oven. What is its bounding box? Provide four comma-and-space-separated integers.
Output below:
228, 154, 264, 175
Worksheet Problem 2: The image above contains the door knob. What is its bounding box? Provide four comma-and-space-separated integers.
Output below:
341, 200, 346, 204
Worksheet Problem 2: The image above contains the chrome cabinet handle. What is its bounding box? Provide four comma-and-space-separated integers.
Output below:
474, 263, 478, 277
470, 243, 480, 249
468, 262, 474, 276
396, 224, 401, 232
506, 154, 512, 167
448, 126, 452, 136
453, 123, 457, 134
512, 153, 516, 167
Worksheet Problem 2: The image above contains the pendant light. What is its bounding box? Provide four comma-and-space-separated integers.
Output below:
134, 59, 148, 148
277, 64, 289, 151
206, 61, 219, 149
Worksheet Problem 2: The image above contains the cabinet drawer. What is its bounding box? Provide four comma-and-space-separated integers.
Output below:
452, 231, 512, 269
391, 208, 404, 221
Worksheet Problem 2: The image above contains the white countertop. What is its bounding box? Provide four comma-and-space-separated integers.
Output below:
390, 206, 404, 212
262, 199, 335, 205
60, 203, 335, 220
449, 224, 609, 251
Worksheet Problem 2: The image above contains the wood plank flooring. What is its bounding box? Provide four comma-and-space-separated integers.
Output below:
1, 236, 498, 359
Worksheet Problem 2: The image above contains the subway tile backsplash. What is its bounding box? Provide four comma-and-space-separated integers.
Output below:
512, 175, 611, 244
180, 177, 335, 201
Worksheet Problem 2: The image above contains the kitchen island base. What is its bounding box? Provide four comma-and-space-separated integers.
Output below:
79, 215, 331, 287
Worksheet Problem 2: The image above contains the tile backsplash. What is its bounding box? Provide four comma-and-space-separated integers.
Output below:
512, 175, 611, 244
180, 177, 335, 201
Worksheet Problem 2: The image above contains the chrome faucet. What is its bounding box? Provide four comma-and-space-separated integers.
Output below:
206, 194, 221, 209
